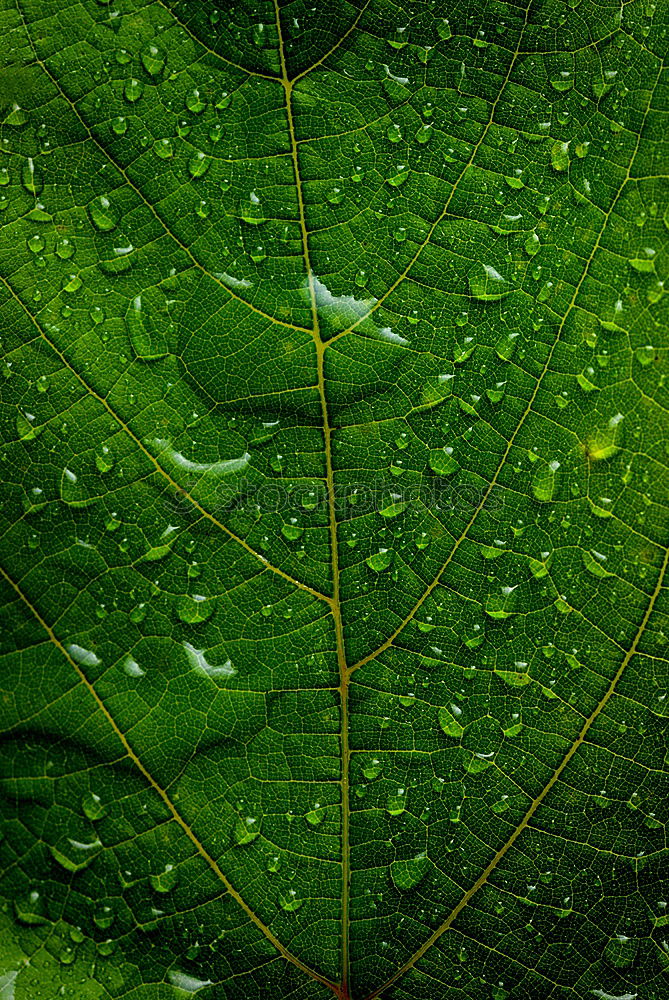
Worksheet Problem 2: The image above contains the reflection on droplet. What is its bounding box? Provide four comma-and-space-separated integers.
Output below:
183, 641, 235, 679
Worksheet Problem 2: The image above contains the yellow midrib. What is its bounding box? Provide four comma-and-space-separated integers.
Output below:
272, 3, 352, 994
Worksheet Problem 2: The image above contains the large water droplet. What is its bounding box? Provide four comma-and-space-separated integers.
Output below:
81, 792, 107, 821
185, 88, 207, 114
150, 863, 178, 893
532, 461, 558, 502
176, 594, 214, 623
14, 889, 49, 925
279, 890, 303, 911
124, 78, 144, 102
21, 158, 43, 195
50, 837, 102, 872
241, 190, 266, 226
127, 295, 168, 360
141, 42, 165, 76
429, 447, 458, 475
550, 140, 570, 171
391, 852, 429, 890
438, 706, 464, 738
233, 814, 261, 845
88, 195, 118, 231
365, 548, 394, 572
469, 263, 510, 300
60, 468, 95, 507
386, 788, 407, 815
188, 151, 211, 178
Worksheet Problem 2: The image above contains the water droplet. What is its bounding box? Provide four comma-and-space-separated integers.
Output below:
305, 802, 326, 825
241, 190, 265, 225
233, 814, 261, 845
141, 42, 165, 76
532, 461, 558, 502
365, 548, 394, 572
124, 78, 144, 103
429, 447, 458, 475
5, 102, 29, 126
469, 263, 510, 300
550, 140, 570, 171
94, 905, 115, 930
361, 758, 383, 780
188, 151, 211, 178
279, 890, 303, 912
391, 852, 429, 890
281, 520, 304, 540
60, 468, 95, 507
111, 115, 127, 135
176, 594, 214, 623
185, 88, 207, 114
127, 295, 168, 360
92, 441, 113, 473
524, 232, 540, 256
438, 706, 464, 738
154, 137, 173, 159
82, 792, 107, 821
14, 889, 49, 925
16, 409, 39, 440
88, 195, 118, 231
386, 163, 410, 187
550, 70, 573, 92
326, 186, 345, 205
386, 788, 407, 815
150, 863, 178, 893
62, 272, 83, 293
50, 837, 102, 872
27, 233, 45, 254
21, 158, 43, 195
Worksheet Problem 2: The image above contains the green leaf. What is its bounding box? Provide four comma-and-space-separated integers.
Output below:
0, 3, 667, 1000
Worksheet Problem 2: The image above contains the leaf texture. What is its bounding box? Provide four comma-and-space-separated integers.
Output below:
0, 1, 668, 999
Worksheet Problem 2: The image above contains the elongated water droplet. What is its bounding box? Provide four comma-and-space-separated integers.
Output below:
127, 295, 168, 360
532, 461, 558, 502
21, 158, 43, 195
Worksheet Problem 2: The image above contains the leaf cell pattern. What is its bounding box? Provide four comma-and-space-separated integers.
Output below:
0, 2, 667, 999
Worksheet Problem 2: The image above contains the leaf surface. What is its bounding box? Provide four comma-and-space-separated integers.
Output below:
0, 2, 668, 999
